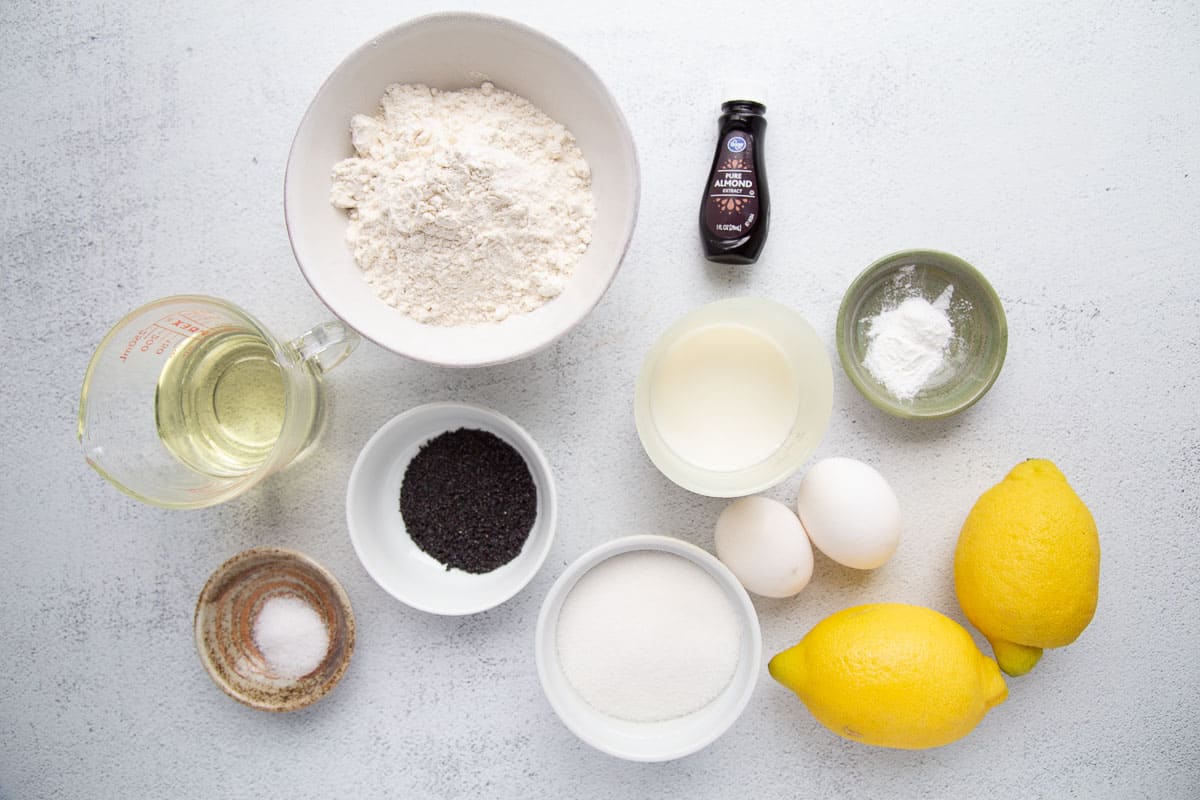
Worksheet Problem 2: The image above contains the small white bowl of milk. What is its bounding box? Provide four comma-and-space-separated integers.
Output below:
634, 297, 833, 497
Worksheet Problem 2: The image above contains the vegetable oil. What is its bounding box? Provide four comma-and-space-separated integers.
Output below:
154, 329, 287, 477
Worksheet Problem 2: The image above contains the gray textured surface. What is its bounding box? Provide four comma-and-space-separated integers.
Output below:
2, 1, 1198, 797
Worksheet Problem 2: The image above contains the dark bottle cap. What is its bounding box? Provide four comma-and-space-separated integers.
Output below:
722, 82, 768, 108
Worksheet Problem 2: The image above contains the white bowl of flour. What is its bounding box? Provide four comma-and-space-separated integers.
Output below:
285, 13, 639, 366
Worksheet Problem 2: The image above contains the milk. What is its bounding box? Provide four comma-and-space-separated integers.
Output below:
648, 322, 800, 472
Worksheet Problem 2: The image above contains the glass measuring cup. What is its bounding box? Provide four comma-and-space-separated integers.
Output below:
78, 296, 359, 509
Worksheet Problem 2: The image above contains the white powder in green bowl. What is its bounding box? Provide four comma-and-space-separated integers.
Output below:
863, 284, 956, 400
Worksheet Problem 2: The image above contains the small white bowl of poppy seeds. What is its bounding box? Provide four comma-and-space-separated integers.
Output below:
347, 402, 557, 615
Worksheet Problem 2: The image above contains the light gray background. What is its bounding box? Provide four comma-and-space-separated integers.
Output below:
2, 1, 1198, 797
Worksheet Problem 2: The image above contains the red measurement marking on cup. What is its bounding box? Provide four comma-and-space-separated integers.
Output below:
118, 311, 214, 363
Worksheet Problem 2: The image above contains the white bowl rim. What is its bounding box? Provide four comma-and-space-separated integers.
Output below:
345, 401, 558, 615
534, 534, 762, 761
283, 11, 641, 368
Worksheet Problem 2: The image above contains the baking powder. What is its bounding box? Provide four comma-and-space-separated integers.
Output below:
863, 284, 956, 400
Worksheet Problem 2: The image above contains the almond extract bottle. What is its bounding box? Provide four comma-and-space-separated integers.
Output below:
700, 87, 770, 264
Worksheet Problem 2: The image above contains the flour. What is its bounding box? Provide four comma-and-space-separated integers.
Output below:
330, 82, 595, 326
863, 284, 956, 400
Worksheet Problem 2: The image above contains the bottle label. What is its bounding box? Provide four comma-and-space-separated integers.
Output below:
704, 131, 760, 240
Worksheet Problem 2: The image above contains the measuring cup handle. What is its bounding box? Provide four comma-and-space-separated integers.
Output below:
290, 321, 360, 373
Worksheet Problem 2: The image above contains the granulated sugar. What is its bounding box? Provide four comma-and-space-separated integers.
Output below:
555, 550, 741, 723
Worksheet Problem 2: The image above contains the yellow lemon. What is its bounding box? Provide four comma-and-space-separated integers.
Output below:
768, 603, 1007, 750
954, 459, 1099, 676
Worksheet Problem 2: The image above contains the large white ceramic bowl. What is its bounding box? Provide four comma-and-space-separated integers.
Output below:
535, 535, 762, 762
346, 402, 557, 615
285, 13, 639, 367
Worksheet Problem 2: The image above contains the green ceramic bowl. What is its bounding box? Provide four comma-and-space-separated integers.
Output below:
836, 250, 1007, 419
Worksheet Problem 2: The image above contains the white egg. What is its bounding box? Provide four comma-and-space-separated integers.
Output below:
795, 457, 901, 570
714, 496, 814, 598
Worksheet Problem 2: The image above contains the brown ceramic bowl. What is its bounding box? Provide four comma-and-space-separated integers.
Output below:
194, 547, 355, 712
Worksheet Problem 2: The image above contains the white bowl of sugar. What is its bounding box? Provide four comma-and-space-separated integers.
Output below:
535, 535, 762, 762
285, 12, 639, 367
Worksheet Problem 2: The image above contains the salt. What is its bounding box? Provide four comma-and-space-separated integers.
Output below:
253, 595, 329, 680
863, 284, 956, 400
555, 550, 741, 723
